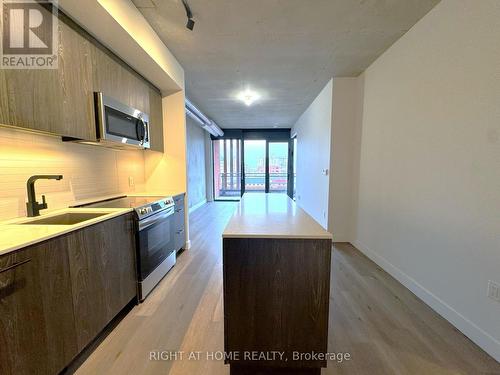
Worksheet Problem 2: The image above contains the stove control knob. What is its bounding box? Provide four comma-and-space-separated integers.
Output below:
139, 208, 148, 215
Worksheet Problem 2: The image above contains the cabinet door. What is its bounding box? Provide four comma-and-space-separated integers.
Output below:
174, 195, 185, 250
92, 44, 149, 114
57, 16, 96, 140
0, 250, 45, 375
0, 239, 78, 375
67, 214, 137, 350
0, 12, 95, 139
148, 86, 164, 152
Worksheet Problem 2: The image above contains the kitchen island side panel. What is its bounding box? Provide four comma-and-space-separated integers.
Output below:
223, 237, 332, 371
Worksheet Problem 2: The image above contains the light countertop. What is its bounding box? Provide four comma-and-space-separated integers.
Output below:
222, 193, 333, 240
129, 190, 185, 198
70, 191, 186, 207
0, 191, 187, 256
0, 207, 133, 256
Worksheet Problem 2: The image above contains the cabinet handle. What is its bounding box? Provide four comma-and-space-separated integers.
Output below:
176, 229, 184, 234
0, 259, 31, 274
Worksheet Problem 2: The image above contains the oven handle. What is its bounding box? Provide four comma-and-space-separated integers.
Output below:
139, 207, 175, 231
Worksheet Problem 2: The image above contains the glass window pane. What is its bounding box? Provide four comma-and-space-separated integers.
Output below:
244, 140, 266, 192
268, 142, 288, 193
213, 139, 241, 200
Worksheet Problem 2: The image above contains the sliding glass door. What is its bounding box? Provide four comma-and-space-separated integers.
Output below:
268, 142, 289, 193
243, 140, 266, 192
213, 139, 242, 200
212, 130, 292, 200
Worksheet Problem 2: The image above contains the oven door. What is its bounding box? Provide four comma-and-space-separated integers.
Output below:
137, 206, 176, 281
95, 92, 150, 149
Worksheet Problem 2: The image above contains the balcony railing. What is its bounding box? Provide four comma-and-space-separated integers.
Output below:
216, 173, 290, 196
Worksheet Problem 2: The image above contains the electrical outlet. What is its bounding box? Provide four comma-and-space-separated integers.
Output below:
128, 176, 135, 188
488, 280, 500, 303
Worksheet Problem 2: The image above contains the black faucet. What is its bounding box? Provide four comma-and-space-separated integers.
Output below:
26, 175, 64, 217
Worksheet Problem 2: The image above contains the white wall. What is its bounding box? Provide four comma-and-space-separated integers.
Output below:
354, 0, 500, 361
292, 77, 364, 240
291, 80, 333, 228
328, 77, 364, 241
186, 118, 207, 209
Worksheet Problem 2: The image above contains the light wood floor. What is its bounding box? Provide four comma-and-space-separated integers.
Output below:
74, 202, 500, 375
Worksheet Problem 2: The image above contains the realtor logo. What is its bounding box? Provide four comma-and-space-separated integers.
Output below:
1, 0, 58, 69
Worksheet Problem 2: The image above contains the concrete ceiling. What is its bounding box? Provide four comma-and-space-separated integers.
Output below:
132, 0, 440, 129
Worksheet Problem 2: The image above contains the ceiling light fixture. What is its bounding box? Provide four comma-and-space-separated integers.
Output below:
181, 0, 195, 31
237, 89, 260, 106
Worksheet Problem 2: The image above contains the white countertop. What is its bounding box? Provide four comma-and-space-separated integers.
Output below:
70, 191, 186, 207
0, 191, 187, 256
0, 207, 133, 256
222, 193, 333, 240
129, 190, 185, 198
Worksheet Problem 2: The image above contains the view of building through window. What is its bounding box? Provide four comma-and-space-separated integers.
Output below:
213, 139, 289, 199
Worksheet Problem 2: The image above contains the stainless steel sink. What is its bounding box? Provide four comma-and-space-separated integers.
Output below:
20, 212, 108, 225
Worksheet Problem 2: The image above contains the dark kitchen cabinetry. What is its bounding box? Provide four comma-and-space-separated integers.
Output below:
148, 86, 165, 152
173, 194, 186, 251
0, 11, 95, 140
66, 213, 137, 350
0, 11, 164, 151
91, 43, 150, 115
223, 237, 332, 374
0, 213, 136, 375
0, 236, 78, 375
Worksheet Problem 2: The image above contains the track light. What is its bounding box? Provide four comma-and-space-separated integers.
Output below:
181, 0, 195, 31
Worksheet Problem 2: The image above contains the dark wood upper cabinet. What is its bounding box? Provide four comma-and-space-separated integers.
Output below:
91, 43, 150, 115
0, 10, 164, 151
58, 16, 96, 140
148, 86, 164, 152
0, 10, 95, 140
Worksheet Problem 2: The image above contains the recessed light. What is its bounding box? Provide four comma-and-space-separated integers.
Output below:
237, 89, 260, 106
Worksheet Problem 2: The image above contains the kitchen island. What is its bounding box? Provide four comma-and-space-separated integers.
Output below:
222, 193, 333, 375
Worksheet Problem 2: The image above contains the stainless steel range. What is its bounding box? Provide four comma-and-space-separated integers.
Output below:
83, 196, 176, 301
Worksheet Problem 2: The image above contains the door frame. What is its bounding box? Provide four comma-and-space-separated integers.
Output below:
211, 129, 292, 200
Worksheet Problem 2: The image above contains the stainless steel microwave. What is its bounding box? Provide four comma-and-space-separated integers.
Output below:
94, 92, 150, 149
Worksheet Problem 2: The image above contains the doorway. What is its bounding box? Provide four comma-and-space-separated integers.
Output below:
243, 140, 266, 192
268, 142, 289, 193
212, 129, 292, 200
212, 138, 242, 200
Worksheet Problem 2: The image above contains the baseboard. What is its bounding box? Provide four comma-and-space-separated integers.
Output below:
189, 199, 207, 214
351, 239, 500, 363
332, 234, 349, 242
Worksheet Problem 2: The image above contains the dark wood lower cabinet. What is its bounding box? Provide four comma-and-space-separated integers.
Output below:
0, 213, 137, 375
0, 236, 78, 375
67, 213, 137, 350
223, 238, 332, 374
174, 194, 186, 251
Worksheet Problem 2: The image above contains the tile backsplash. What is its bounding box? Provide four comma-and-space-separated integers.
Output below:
0, 127, 145, 221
